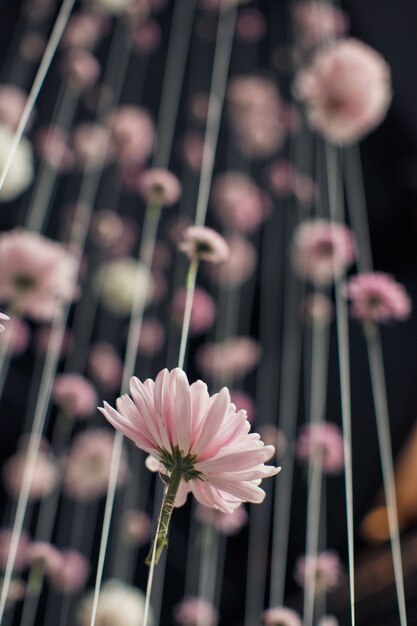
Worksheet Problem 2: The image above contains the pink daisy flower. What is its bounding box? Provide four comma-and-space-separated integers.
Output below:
52, 373, 98, 419
171, 287, 216, 335
294, 550, 342, 593
294, 38, 392, 145
346, 272, 412, 323
137, 168, 181, 206
0, 229, 78, 321
292, 219, 356, 285
72, 122, 115, 169
292, 2, 349, 50
49, 549, 90, 594
174, 596, 219, 626
195, 503, 248, 535
295, 422, 344, 475
263, 606, 302, 626
106, 106, 155, 167
196, 337, 261, 381
179, 226, 229, 264
60, 50, 100, 91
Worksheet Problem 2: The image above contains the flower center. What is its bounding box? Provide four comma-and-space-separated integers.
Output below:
196, 242, 213, 255
159, 446, 201, 482
13, 274, 36, 292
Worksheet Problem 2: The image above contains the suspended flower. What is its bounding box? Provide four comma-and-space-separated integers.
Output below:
78, 579, 149, 626
235, 8, 266, 44
171, 287, 216, 335
90, 209, 138, 258
132, 19, 162, 55
294, 39, 392, 145
137, 318, 165, 357
0, 529, 31, 572
292, 2, 349, 49
88, 341, 123, 392
61, 11, 109, 50
72, 122, 115, 169
0, 312, 9, 333
178, 226, 229, 264
174, 596, 219, 626
263, 606, 302, 626
346, 272, 412, 323
106, 106, 155, 167
294, 550, 342, 593
35, 126, 75, 173
60, 49, 100, 91
137, 168, 181, 207
52, 373, 98, 419
27, 542, 64, 577
0, 124, 34, 201
120, 510, 152, 547
206, 234, 257, 287
195, 503, 248, 535
94, 257, 153, 317
0, 85, 30, 131
295, 423, 344, 475
196, 337, 261, 381
317, 617, 340, 626
49, 549, 90, 594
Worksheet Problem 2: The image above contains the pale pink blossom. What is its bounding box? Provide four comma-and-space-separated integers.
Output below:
0, 229, 78, 321
61, 11, 109, 50
0, 318, 30, 355
303, 293, 333, 327
230, 391, 255, 423
207, 234, 257, 287
0, 312, 9, 334
296, 423, 344, 474
235, 8, 266, 44
100, 368, 280, 513
137, 318, 165, 357
188, 92, 210, 123
52, 374, 98, 419
88, 341, 123, 391
195, 503, 248, 535
294, 39, 392, 145
0, 85, 30, 131
266, 159, 317, 207
132, 19, 162, 55
0, 577, 25, 608
27, 542, 64, 576
294, 550, 342, 593
120, 509, 151, 547
0, 529, 31, 572
50, 549, 90, 594
346, 272, 412, 323
61, 49, 100, 90
263, 606, 302, 626
106, 106, 155, 167
180, 132, 204, 171
35, 126, 75, 172
179, 226, 229, 264
72, 123, 115, 169
3, 438, 60, 501
171, 287, 216, 335
174, 596, 218, 626
211, 172, 271, 234
137, 168, 181, 206
292, 2, 349, 49
196, 337, 261, 381
292, 219, 355, 285
90, 209, 138, 257
258, 425, 287, 458
63, 428, 128, 500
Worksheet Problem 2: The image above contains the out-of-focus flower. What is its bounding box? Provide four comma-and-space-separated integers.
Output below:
265, 159, 318, 207
82, 0, 136, 15
0, 312, 9, 334
296, 423, 344, 475
35, 325, 73, 360
20, 34, 46, 62
346, 272, 412, 323
137, 168, 181, 206
0, 229, 78, 321
235, 8, 266, 44
303, 293, 333, 327
132, 19, 161, 55
120, 509, 151, 547
317, 617, 340, 626
88, 341, 123, 392
106, 106, 155, 167
171, 287, 216, 335
195, 503, 248, 535
230, 390, 255, 423
291, 219, 355, 285
90, 209, 138, 258
174, 596, 219, 626
78, 579, 149, 626
35, 126, 75, 172
94, 257, 153, 317
179, 132, 204, 172
178, 226, 229, 264
0, 318, 30, 356
100, 368, 280, 513
0, 577, 25, 608
0, 85, 30, 131
50, 549, 90, 594
52, 374, 98, 419
137, 318, 165, 357
294, 39, 392, 145
294, 550, 342, 593
263, 606, 302, 626
0, 529, 31, 572
3, 438, 61, 501
188, 92, 210, 123
258, 425, 287, 458
0, 124, 34, 201
196, 337, 261, 381
72, 122, 115, 169
206, 234, 257, 287
27, 542, 64, 576
63, 428, 128, 500
62, 11, 109, 50
61, 49, 100, 90
292, 2, 349, 49
211, 172, 272, 234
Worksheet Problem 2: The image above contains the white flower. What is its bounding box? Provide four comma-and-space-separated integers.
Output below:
94, 257, 153, 316
78, 579, 152, 626
82, 0, 135, 15
0, 124, 34, 201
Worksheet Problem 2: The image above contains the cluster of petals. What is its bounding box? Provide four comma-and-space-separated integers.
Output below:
0, 124, 34, 202
196, 337, 261, 381
82, 0, 136, 15
106, 106, 155, 167
294, 550, 342, 593
227, 75, 285, 158
78, 579, 148, 626
72, 122, 115, 169
291, 219, 356, 286
294, 39, 392, 145
179, 226, 229, 264
88, 341, 123, 391
60, 49, 100, 91
171, 287, 216, 335
206, 234, 257, 287
296, 422, 344, 474
137, 168, 181, 207
35, 126, 75, 172
346, 272, 412, 323
303, 293, 333, 327
90, 209, 138, 258
52, 373, 98, 419
120, 509, 152, 547
100, 368, 280, 513
263, 606, 302, 626
0, 229, 78, 321
62, 10, 109, 50
174, 596, 219, 626
195, 503, 248, 535
292, 2, 349, 49
211, 172, 272, 234
265, 159, 317, 207
0, 85, 30, 131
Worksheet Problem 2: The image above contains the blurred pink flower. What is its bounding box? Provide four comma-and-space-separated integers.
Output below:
27, 542, 64, 576
346, 272, 412, 323
206, 234, 257, 287
35, 126, 75, 172
266, 159, 317, 207
137, 318, 165, 357
235, 8, 266, 44
63, 428, 128, 500
0, 85, 30, 131
35, 325, 73, 360
106, 106, 155, 167
90, 209, 138, 257
0, 318, 30, 356
292, 2, 349, 49
0, 229, 78, 321
61, 11, 109, 50
0, 529, 31, 572
179, 226, 229, 264
317, 617, 340, 626
132, 19, 161, 55
0, 577, 26, 608
137, 168, 181, 206
52, 373, 98, 419
171, 287, 216, 335
3, 438, 60, 501
296, 422, 344, 474
294, 39, 392, 145
50, 549, 90, 594
179, 131, 204, 172
303, 293, 333, 327
292, 219, 355, 285
188, 91, 210, 123
174, 596, 218, 626
230, 390, 255, 423
263, 606, 302, 626
196, 503, 248, 535
61, 49, 100, 90
72, 122, 115, 169
196, 337, 261, 381
100, 368, 280, 513
294, 550, 342, 593
0, 312, 9, 334
88, 341, 123, 392
258, 425, 287, 458
120, 509, 151, 547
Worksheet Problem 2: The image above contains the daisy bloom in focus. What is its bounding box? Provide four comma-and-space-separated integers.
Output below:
100, 368, 280, 562
174, 596, 219, 626
137, 168, 181, 207
294, 38, 392, 145
179, 226, 229, 265
0, 312, 9, 333
77, 579, 149, 626
296, 422, 344, 475
292, 219, 355, 286
294, 550, 342, 593
346, 272, 411, 324
263, 606, 302, 626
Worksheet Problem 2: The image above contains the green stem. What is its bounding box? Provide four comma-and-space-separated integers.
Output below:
145, 465, 183, 565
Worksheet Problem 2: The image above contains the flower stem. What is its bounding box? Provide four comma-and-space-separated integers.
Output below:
177, 258, 199, 371
145, 465, 183, 565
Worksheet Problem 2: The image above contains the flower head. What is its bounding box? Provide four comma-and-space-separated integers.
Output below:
0, 124, 34, 201
27, 542, 64, 576
171, 287, 216, 335
179, 226, 229, 264
50, 549, 90, 594
206, 234, 257, 287
106, 106, 155, 167
0, 529, 31, 572
3, 438, 60, 501
137, 168, 181, 207
196, 337, 261, 381
294, 39, 392, 145
317, 617, 340, 626
263, 606, 302, 626
294, 550, 342, 593
195, 503, 248, 535
52, 373, 98, 419
94, 257, 153, 317
292, 2, 349, 49
78, 579, 149, 626
120, 510, 151, 547
296, 423, 344, 475
174, 596, 219, 626
88, 341, 123, 391
100, 368, 280, 514
346, 272, 412, 323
